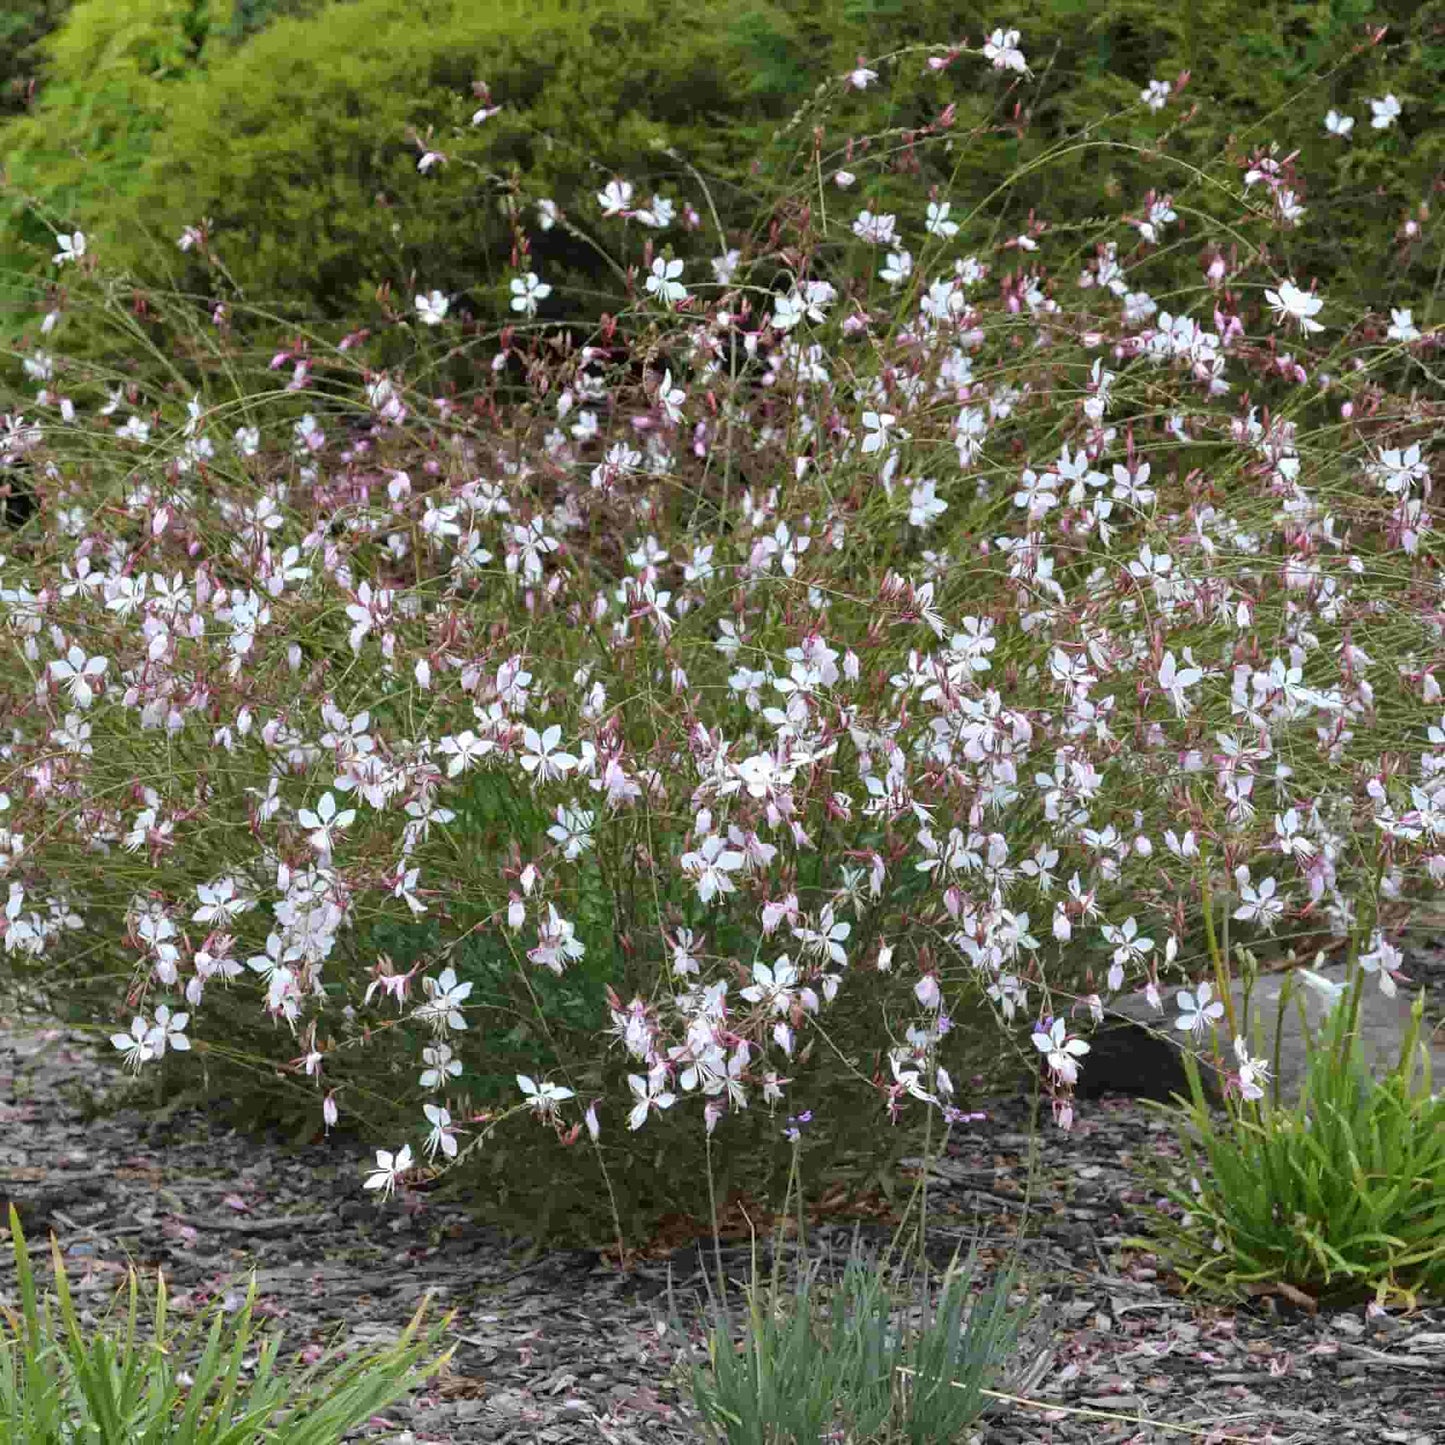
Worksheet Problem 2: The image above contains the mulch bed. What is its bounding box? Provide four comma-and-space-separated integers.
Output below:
3, 927, 1444, 1445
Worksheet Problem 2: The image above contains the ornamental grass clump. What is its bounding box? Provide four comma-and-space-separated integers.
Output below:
679, 1114, 1044, 1445
0, 22, 1441, 1279
685, 1232, 1031, 1445
1136, 934, 1445, 1308
0, 1204, 454, 1443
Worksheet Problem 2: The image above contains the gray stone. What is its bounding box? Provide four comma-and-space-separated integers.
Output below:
1087, 964, 1445, 1109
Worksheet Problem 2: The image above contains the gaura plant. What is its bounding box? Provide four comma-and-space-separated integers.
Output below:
0, 22, 1441, 1260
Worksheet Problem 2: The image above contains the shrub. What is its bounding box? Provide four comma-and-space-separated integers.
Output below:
41, 0, 803, 339
0, 23, 1442, 1265
7, 0, 1444, 377
0, 0, 256, 283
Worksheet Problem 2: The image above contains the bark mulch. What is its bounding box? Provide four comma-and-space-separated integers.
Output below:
3, 929, 1444, 1445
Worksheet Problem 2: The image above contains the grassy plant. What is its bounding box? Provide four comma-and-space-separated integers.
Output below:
685, 1246, 1031, 1445
0, 1204, 455, 1442
1136, 952, 1445, 1308
678, 1123, 1041, 1445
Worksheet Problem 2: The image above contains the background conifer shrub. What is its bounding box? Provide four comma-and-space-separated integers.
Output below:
39, 0, 798, 331
6, 0, 1441, 389
0, 0, 257, 267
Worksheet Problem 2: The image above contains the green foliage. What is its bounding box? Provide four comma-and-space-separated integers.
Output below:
1137, 977, 1445, 1307
58, 0, 802, 349
28, 0, 233, 77
682, 1152, 1035, 1445
1, 1204, 454, 1443
0, 1, 72, 120
213, 0, 329, 50
0, 0, 246, 289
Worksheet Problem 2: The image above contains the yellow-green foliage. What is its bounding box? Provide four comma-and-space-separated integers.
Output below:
0, 0, 258, 278
4, 0, 1442, 368
0, 1, 72, 121
59, 0, 814, 338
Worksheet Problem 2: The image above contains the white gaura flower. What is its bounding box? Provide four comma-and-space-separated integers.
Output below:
509, 272, 552, 317
519, 724, 578, 783
1358, 930, 1403, 997
420, 1042, 462, 1090
1387, 308, 1421, 343
983, 27, 1028, 73
1174, 982, 1225, 1038
1232, 1035, 1271, 1100
925, 201, 958, 239
1265, 279, 1324, 334
470, 82, 501, 125
192, 876, 255, 925
414, 290, 449, 326
422, 1103, 459, 1160
644, 256, 687, 306
1141, 79, 1171, 112
909, 477, 947, 529
741, 955, 805, 1015
851, 209, 896, 245
517, 1074, 574, 1120
634, 193, 675, 228
145, 1004, 190, 1057
656, 368, 686, 425
49, 645, 108, 709
297, 790, 356, 857
1102, 916, 1154, 971
363, 1144, 413, 1199
1232, 868, 1285, 930
110, 1016, 156, 1072
1157, 649, 1203, 717
1369, 93, 1401, 130
627, 1070, 677, 1129
1296, 963, 1347, 1012
711, 248, 741, 285
597, 179, 634, 218
1032, 1017, 1088, 1085
53, 232, 85, 265
860, 411, 897, 456
416, 966, 473, 1032
878, 250, 912, 286
546, 803, 596, 861
680, 834, 745, 903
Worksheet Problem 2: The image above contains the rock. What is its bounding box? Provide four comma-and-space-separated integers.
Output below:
1069, 1024, 1193, 1103
1086, 964, 1445, 1109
